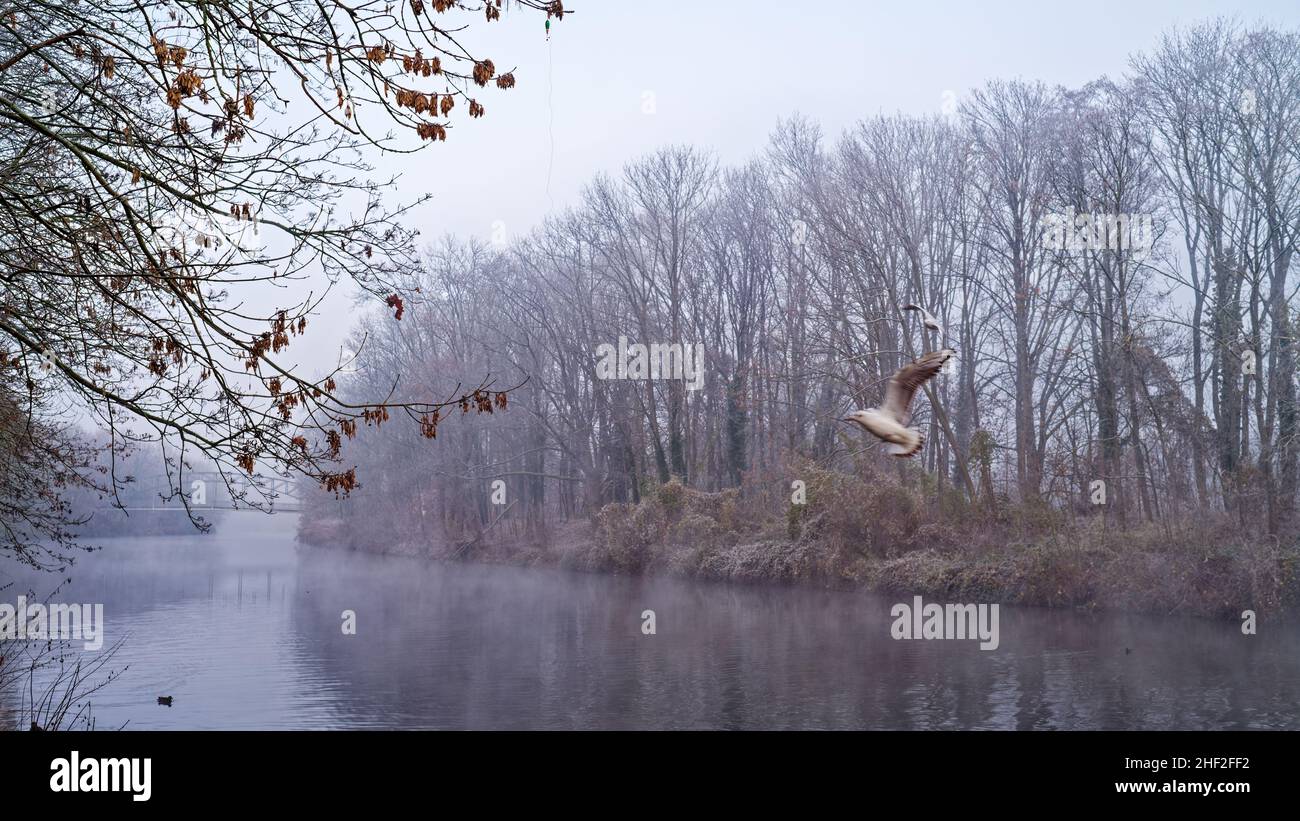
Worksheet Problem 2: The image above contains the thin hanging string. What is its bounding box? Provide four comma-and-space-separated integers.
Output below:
545, 33, 555, 213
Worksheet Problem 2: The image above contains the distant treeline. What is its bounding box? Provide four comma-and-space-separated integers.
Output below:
302, 20, 1300, 563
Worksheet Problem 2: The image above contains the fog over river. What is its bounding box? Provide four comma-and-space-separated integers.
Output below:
4, 513, 1298, 730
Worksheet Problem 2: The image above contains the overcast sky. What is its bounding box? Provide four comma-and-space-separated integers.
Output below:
297, 0, 1300, 376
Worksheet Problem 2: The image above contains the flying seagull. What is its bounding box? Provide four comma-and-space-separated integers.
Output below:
903, 303, 943, 335
842, 348, 956, 458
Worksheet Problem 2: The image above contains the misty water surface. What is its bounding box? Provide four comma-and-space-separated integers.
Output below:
4, 512, 1300, 729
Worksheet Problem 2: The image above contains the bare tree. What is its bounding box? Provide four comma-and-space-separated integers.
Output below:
1, 0, 562, 557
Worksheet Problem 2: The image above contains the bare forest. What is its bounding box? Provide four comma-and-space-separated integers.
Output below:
302, 21, 1300, 617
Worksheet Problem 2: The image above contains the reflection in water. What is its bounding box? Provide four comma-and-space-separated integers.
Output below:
4, 512, 1299, 729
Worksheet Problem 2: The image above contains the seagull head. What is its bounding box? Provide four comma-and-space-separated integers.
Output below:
840, 409, 879, 429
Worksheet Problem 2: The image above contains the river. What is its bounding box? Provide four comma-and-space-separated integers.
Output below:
4, 512, 1299, 729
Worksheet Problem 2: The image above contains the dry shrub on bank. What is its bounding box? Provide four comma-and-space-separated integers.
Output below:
589, 466, 938, 579
589, 479, 754, 572
579, 464, 1300, 619
788, 463, 929, 558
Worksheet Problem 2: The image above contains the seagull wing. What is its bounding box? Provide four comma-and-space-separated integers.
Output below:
883, 349, 954, 424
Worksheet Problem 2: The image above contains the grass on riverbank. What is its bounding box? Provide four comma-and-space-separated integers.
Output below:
298, 465, 1300, 620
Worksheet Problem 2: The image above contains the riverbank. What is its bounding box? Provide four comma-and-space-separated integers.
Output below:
298, 474, 1300, 621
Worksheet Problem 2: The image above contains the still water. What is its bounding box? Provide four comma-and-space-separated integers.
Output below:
5, 513, 1300, 729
